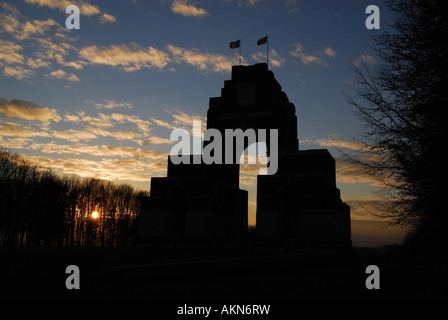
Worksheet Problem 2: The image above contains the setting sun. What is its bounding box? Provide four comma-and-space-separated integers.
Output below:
92, 211, 99, 219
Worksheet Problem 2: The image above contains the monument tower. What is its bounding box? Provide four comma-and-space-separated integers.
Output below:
138, 63, 351, 249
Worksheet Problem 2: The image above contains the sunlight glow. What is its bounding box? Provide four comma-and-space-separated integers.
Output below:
92, 211, 99, 219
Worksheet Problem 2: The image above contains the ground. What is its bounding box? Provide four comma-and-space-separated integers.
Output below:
1, 243, 447, 305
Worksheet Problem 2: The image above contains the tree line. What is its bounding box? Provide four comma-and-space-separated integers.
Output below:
0, 147, 149, 246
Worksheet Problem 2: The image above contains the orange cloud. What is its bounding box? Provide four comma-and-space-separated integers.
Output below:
0, 136, 33, 149
79, 43, 171, 71
29, 142, 167, 160
18, 18, 58, 40
171, 0, 209, 18
314, 138, 370, 152
24, 0, 116, 23
167, 45, 234, 73
252, 49, 285, 68
0, 40, 25, 64
62, 111, 152, 138
289, 42, 336, 67
0, 122, 51, 138
0, 3, 61, 40
0, 99, 61, 122
2, 66, 33, 80
54, 54, 84, 70
27, 57, 51, 69
100, 13, 117, 24
46, 69, 80, 81
344, 195, 389, 221
25, 155, 167, 183
141, 136, 173, 145
95, 100, 132, 110
51, 129, 98, 142
335, 158, 384, 187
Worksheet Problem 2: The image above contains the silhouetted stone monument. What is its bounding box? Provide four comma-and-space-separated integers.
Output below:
138, 63, 351, 249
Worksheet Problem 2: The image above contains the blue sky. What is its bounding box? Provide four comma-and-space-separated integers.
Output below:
0, 0, 406, 246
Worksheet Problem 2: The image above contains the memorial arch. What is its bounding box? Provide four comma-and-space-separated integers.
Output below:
138, 63, 351, 249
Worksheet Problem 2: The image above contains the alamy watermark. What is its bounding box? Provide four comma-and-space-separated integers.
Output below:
170, 121, 279, 175
365, 5, 380, 30
65, 265, 80, 289
66, 5, 80, 29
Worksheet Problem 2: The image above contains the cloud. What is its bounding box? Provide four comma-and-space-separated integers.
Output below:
0, 136, 33, 149
0, 3, 62, 40
353, 54, 376, 67
66, 112, 113, 128
290, 43, 325, 66
151, 117, 175, 130
36, 37, 74, 58
62, 111, 152, 137
26, 155, 167, 182
0, 3, 20, 34
335, 158, 384, 187
74, 42, 237, 74
252, 49, 285, 68
0, 99, 61, 122
78, 3, 101, 16
28, 142, 166, 161
2, 66, 34, 80
27, 57, 51, 69
141, 136, 173, 145
284, 0, 299, 13
108, 113, 151, 133
87, 128, 142, 141
13, 119, 147, 144
231, 0, 266, 8
24, 0, 73, 11
344, 196, 391, 221
314, 138, 369, 152
167, 45, 233, 73
309, 137, 394, 187
171, 0, 209, 18
323, 47, 336, 58
51, 129, 98, 142
289, 42, 335, 67
54, 54, 84, 69
0, 122, 51, 138
169, 110, 206, 131
1, 107, 222, 185
0, 106, 217, 184
24, 0, 116, 23
19, 18, 58, 40
0, 40, 25, 65
95, 100, 133, 109
0, 4, 82, 81
100, 13, 117, 24
150, 109, 206, 140
240, 163, 265, 186
79, 43, 171, 71
46, 69, 80, 81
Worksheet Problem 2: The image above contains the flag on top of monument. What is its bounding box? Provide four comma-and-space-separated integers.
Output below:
229, 40, 240, 49
257, 36, 268, 45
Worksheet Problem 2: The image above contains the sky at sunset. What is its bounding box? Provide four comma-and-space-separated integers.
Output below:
0, 0, 406, 246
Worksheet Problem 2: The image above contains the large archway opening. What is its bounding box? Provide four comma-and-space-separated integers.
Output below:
239, 141, 268, 233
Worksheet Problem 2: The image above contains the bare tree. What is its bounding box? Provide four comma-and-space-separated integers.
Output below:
346, 0, 448, 254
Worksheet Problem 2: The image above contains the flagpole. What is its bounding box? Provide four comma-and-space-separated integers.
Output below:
266, 35, 269, 68
239, 38, 241, 65
230, 39, 241, 66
